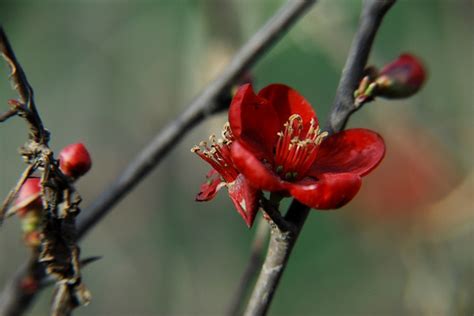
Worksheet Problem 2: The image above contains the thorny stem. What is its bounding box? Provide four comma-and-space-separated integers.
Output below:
0, 1, 316, 315
0, 27, 89, 316
243, 1, 397, 315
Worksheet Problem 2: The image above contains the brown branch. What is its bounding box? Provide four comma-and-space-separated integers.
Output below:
0, 1, 316, 315
0, 108, 17, 122
0, 28, 89, 316
243, 1, 397, 315
0, 26, 48, 144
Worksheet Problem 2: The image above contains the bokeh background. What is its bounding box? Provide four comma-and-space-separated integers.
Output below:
0, 0, 472, 315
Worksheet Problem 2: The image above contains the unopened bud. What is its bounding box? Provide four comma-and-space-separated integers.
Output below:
59, 143, 92, 178
375, 53, 426, 99
15, 178, 42, 217
20, 275, 39, 294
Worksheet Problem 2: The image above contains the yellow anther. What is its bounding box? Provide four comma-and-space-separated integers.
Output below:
288, 114, 302, 122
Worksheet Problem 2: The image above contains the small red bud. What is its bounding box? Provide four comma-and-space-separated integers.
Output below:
15, 178, 42, 217
20, 276, 39, 294
59, 143, 92, 178
375, 53, 426, 98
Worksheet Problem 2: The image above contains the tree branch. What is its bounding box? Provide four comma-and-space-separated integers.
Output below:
0, 1, 316, 315
327, 0, 396, 134
227, 218, 269, 316
243, 1, 396, 315
0, 27, 48, 143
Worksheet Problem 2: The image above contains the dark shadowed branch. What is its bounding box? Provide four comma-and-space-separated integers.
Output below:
243, 1, 396, 315
0, 1, 316, 315
76, 0, 316, 237
327, 0, 396, 134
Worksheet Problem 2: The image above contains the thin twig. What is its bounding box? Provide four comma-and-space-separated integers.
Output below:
0, 1, 316, 315
0, 164, 36, 224
243, 1, 396, 315
227, 217, 269, 316
243, 200, 309, 316
0, 108, 17, 122
0, 26, 48, 143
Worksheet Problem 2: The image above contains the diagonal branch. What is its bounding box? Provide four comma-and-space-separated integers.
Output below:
0, 1, 316, 315
77, 0, 316, 237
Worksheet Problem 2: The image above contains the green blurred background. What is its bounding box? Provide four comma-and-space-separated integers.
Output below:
0, 0, 472, 315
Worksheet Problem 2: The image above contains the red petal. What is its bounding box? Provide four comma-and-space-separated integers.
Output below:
310, 128, 385, 177
230, 140, 284, 192
286, 173, 362, 209
228, 84, 280, 160
228, 174, 261, 227
258, 84, 318, 132
196, 169, 224, 201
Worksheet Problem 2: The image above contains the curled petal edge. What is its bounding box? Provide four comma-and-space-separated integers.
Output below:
286, 173, 362, 210
195, 169, 225, 202
310, 128, 385, 177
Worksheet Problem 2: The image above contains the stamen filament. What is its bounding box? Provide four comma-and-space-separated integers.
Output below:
191, 122, 239, 182
273, 114, 328, 180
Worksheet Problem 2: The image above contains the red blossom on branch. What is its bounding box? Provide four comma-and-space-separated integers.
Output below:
193, 83, 385, 227
229, 84, 385, 210
192, 123, 260, 227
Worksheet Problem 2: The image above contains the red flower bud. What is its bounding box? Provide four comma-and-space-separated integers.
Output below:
375, 53, 426, 98
20, 275, 39, 294
59, 143, 92, 178
15, 178, 42, 217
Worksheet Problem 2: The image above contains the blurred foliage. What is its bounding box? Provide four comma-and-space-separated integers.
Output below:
0, 0, 472, 315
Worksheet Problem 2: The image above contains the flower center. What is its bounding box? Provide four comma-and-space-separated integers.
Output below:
274, 114, 327, 181
191, 122, 239, 183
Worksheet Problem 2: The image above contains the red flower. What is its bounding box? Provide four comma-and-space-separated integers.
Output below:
192, 123, 260, 227
228, 84, 385, 210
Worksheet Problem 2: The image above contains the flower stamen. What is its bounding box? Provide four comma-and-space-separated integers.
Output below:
191, 122, 239, 182
273, 114, 328, 179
